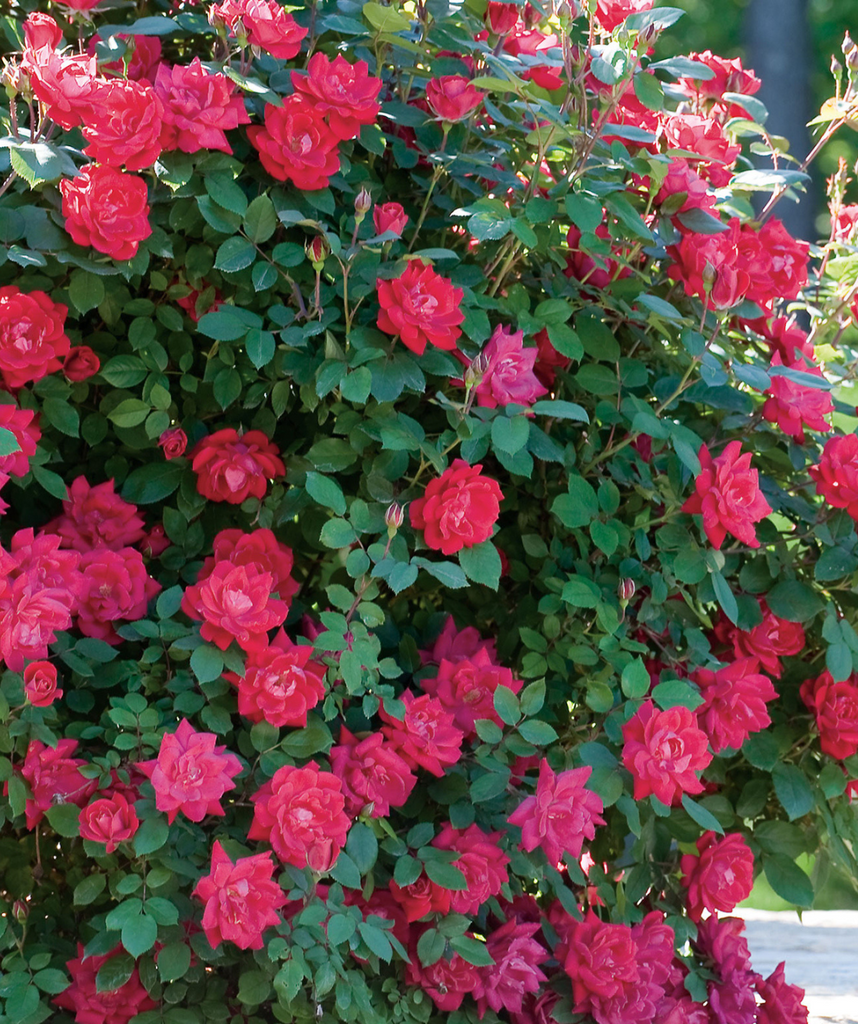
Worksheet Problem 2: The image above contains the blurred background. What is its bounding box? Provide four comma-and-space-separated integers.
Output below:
660, 0, 858, 241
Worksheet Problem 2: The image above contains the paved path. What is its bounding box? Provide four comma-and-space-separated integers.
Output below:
737, 909, 858, 1023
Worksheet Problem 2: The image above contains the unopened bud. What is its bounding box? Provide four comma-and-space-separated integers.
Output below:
306, 235, 330, 269
385, 502, 405, 534
12, 899, 29, 923
637, 22, 660, 47
354, 188, 372, 218
464, 352, 490, 389
618, 578, 636, 603
832, 56, 844, 80
701, 262, 717, 291
843, 31, 855, 56
2, 60, 28, 101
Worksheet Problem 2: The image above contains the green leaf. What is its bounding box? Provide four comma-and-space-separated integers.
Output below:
346, 823, 378, 873
470, 769, 511, 802
121, 461, 185, 504
565, 193, 603, 233
122, 912, 158, 957
74, 873, 107, 906
423, 859, 468, 890
306, 471, 347, 515
191, 645, 224, 684
763, 853, 814, 907
517, 720, 558, 745
742, 731, 780, 771
100, 355, 148, 388
96, 953, 135, 993
450, 935, 494, 966
652, 678, 704, 711
0, 427, 19, 456
281, 716, 333, 757
157, 941, 191, 982
244, 195, 277, 243
772, 764, 815, 821
133, 817, 170, 856
46, 803, 80, 838
681, 795, 725, 835
416, 928, 446, 966
458, 541, 501, 589
530, 399, 589, 422
238, 970, 272, 1006
108, 398, 150, 429
329, 851, 362, 889
246, 329, 276, 369
40, 397, 79, 438
765, 581, 823, 623
491, 415, 530, 455
621, 658, 651, 698
412, 557, 469, 589
33, 969, 70, 995
552, 477, 599, 528
493, 685, 520, 726
711, 571, 739, 625
358, 922, 392, 961
156, 585, 184, 620
68, 270, 106, 314
215, 236, 256, 273
320, 518, 357, 548
9, 142, 66, 186
327, 914, 357, 946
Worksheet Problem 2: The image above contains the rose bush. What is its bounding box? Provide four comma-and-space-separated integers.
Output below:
0, 2, 857, 1024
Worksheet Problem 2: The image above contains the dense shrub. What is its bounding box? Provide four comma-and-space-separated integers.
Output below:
0, 2, 857, 1024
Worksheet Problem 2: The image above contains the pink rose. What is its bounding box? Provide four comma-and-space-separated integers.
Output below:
379, 689, 464, 777
23, 660, 61, 707
800, 670, 858, 760
329, 726, 417, 817
426, 75, 483, 121
53, 944, 156, 1024
47, 476, 146, 551
373, 202, 408, 237
212, 0, 307, 59
158, 426, 188, 460
155, 58, 250, 154
755, 963, 809, 1024
595, 0, 655, 32
78, 792, 140, 853
76, 547, 161, 644
432, 823, 510, 915
190, 428, 285, 504
405, 938, 480, 1011
0, 404, 40, 478
410, 459, 503, 555
14, 738, 96, 829
136, 718, 242, 824
681, 831, 755, 920
389, 871, 451, 922
694, 656, 777, 753
0, 286, 70, 390
468, 325, 549, 409
474, 920, 547, 1015
423, 648, 522, 737
809, 433, 858, 519
292, 52, 382, 140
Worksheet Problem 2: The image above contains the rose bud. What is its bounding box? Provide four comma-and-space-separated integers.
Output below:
63, 346, 100, 382
618, 578, 636, 603
464, 352, 490, 389
385, 502, 405, 534
425, 76, 483, 123
485, 2, 519, 36
354, 187, 372, 218
12, 900, 29, 923
306, 235, 330, 269
140, 524, 171, 558
23, 12, 64, 50
158, 427, 188, 460
23, 661, 62, 708
373, 202, 408, 238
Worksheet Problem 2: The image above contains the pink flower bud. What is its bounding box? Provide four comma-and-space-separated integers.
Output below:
618, 578, 636, 602
385, 502, 405, 532
354, 187, 372, 216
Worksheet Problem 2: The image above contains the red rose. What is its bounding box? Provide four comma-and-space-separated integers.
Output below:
681, 441, 772, 549
533, 327, 572, 388
475, 920, 547, 1016
694, 656, 777, 753
424, 648, 522, 736
668, 218, 753, 309
53, 944, 156, 1024
373, 202, 408, 237
377, 260, 464, 355
78, 792, 140, 853
23, 13, 63, 50
158, 426, 187, 460
763, 353, 832, 443
76, 547, 161, 644
725, 600, 805, 678
432, 823, 510, 915
190, 427, 284, 504
292, 52, 382, 140
63, 345, 100, 381
226, 629, 326, 727
410, 459, 503, 555
755, 963, 809, 1024
329, 726, 417, 817
0, 404, 40, 478
472, 324, 548, 408
0, 286, 70, 389
15, 738, 96, 829
212, 0, 307, 59
835, 203, 858, 244
0, 576, 76, 671
194, 840, 287, 950
485, 2, 519, 35
154, 58, 250, 154
201, 527, 298, 603
249, 761, 351, 871
595, 0, 655, 31
47, 476, 146, 551
95, 34, 163, 84
406, 940, 480, 1011
680, 50, 762, 118
248, 96, 341, 190
810, 433, 858, 518
566, 222, 633, 291
379, 689, 464, 776
23, 47, 101, 131
660, 113, 740, 187
655, 158, 716, 217
503, 31, 565, 91
680, 831, 754, 920
621, 700, 713, 806
744, 218, 809, 308
564, 911, 638, 1009
389, 871, 452, 921
23, 661, 61, 707
137, 718, 242, 824
800, 670, 858, 760
81, 79, 164, 171
748, 315, 814, 363
426, 75, 483, 121
139, 524, 171, 558
507, 760, 605, 865
60, 165, 152, 262
694, 916, 758, 1024
420, 615, 498, 666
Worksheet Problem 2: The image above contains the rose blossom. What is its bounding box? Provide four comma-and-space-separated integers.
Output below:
423, 648, 522, 736
809, 434, 858, 519
376, 260, 465, 355
660, 112, 741, 187
63, 346, 100, 381
0, 404, 39, 478
379, 689, 465, 776
24, 47, 102, 131
373, 202, 408, 237
694, 656, 778, 753
564, 911, 639, 1014
137, 718, 242, 824
835, 203, 858, 244
800, 670, 858, 760
0, 577, 76, 670
681, 831, 755, 920
227, 629, 326, 727
94, 34, 162, 83
23, 13, 63, 50
727, 600, 805, 678
534, 327, 572, 388
420, 615, 498, 667
507, 760, 605, 864
198, 528, 298, 603
190, 428, 285, 504
155, 58, 250, 153
474, 919, 547, 1015
53, 944, 156, 1024
566, 223, 633, 291
410, 459, 503, 555
406, 941, 480, 1011
621, 700, 713, 806
426, 75, 483, 121
23, 661, 62, 707
0, 286, 70, 389
432, 823, 510, 915
47, 476, 146, 551
485, 2, 519, 35
682, 441, 772, 549
181, 560, 288, 653
694, 916, 759, 1024
158, 426, 188, 460
16, 738, 96, 829
60, 165, 152, 262
76, 547, 161, 643
139, 524, 170, 559
212, 0, 307, 59
749, 316, 815, 363
749, 218, 809, 306
292, 52, 382, 140
756, 963, 809, 1024
193, 840, 288, 950
78, 792, 140, 853
248, 761, 350, 871
680, 50, 762, 106
471, 325, 549, 408
503, 29, 565, 90
330, 726, 417, 817
389, 870, 452, 921
248, 96, 341, 190
81, 79, 164, 171
595, 0, 654, 31
668, 218, 752, 309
